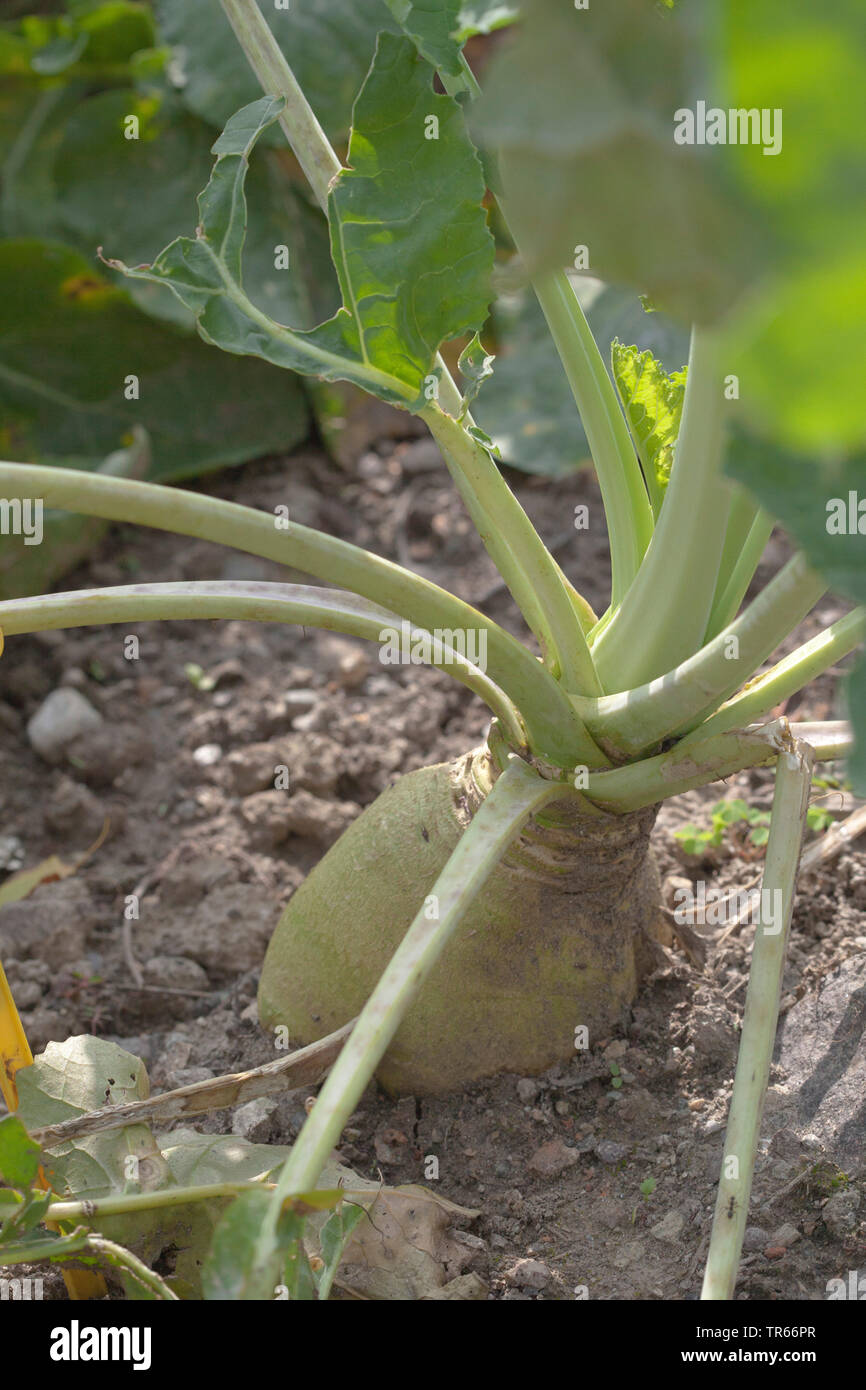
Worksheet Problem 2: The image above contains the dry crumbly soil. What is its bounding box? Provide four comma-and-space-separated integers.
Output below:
1, 438, 864, 1301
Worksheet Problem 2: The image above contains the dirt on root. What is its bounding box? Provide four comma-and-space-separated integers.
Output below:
1, 437, 864, 1301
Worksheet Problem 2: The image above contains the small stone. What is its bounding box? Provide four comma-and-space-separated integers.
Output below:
603, 1039, 628, 1061
334, 649, 370, 690
554, 1099, 571, 1117
595, 1140, 629, 1165
613, 1240, 645, 1269
528, 1138, 579, 1178
769, 1127, 802, 1159
27, 689, 102, 764
763, 1245, 787, 1260
504, 1258, 551, 1291
143, 956, 210, 992
240, 791, 291, 849
43, 777, 105, 842
0, 835, 25, 872
650, 1210, 685, 1243
285, 689, 317, 711
769, 1222, 800, 1248
13, 980, 43, 1010
193, 743, 222, 767
821, 1189, 860, 1240
232, 1098, 278, 1143
743, 1226, 769, 1252
240, 999, 259, 1024
374, 1127, 408, 1164
292, 705, 329, 733
516, 1077, 540, 1104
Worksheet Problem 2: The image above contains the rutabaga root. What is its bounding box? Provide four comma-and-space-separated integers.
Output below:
258, 746, 662, 1094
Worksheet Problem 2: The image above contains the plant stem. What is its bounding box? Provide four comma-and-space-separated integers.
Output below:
680, 608, 865, 747
220, 0, 590, 675
584, 721, 791, 812
220, 0, 340, 207
0, 580, 528, 752
0, 461, 589, 765
714, 487, 761, 601
531, 272, 654, 608
704, 509, 774, 639
0, 1229, 91, 1266
787, 721, 853, 760
575, 552, 826, 756
85, 1236, 180, 1301
701, 741, 814, 1300
422, 404, 602, 696
592, 326, 730, 689
48, 1184, 276, 1224
269, 757, 571, 1201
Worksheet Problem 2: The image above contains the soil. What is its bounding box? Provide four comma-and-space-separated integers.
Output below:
1, 436, 864, 1301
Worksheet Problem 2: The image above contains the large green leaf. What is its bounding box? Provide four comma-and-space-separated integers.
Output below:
1, 2, 154, 78
718, 0, 866, 454
52, 87, 331, 330
155, 0, 400, 145
113, 39, 494, 411
471, 0, 758, 324
0, 239, 308, 478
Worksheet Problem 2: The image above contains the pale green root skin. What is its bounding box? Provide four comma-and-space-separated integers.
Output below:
258, 750, 661, 1095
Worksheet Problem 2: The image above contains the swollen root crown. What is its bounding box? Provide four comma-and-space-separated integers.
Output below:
258, 747, 662, 1094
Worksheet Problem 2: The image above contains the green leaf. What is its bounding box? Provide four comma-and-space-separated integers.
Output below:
471, 0, 758, 323
315, 1202, 366, 1301
0, 1115, 42, 1191
474, 283, 688, 477
456, 4, 519, 37
201, 1188, 288, 1301
280, 1213, 316, 1301
457, 332, 494, 417
30, 32, 88, 76
384, 0, 517, 78
384, 0, 465, 77
0, 239, 308, 479
155, 0, 400, 144
611, 343, 686, 516
14, 1036, 169, 1201
37, 85, 336, 331
725, 445, 866, 790
707, 2, 866, 453
113, 39, 494, 410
